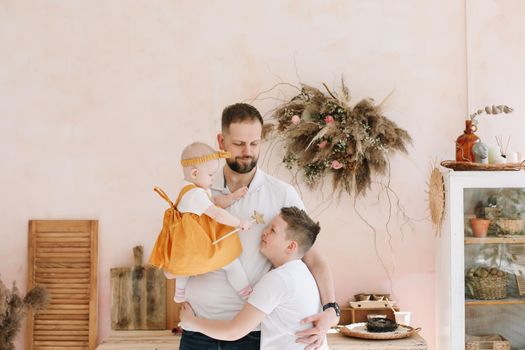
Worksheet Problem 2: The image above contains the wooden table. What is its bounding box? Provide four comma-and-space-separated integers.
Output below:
96, 330, 427, 350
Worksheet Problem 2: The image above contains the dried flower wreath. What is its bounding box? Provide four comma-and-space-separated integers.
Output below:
265, 81, 412, 197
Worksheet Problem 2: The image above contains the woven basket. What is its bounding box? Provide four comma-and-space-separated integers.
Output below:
497, 219, 525, 234
466, 274, 507, 299
465, 334, 510, 350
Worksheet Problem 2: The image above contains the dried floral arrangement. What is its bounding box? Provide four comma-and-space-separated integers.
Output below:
0, 277, 49, 350
266, 81, 412, 197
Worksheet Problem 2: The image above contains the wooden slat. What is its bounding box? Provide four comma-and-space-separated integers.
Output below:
37, 248, 90, 253
34, 347, 88, 350
34, 341, 88, 346
36, 237, 91, 243
35, 320, 88, 325
35, 324, 89, 330
34, 220, 92, 233
27, 220, 98, 350
37, 242, 91, 248
36, 314, 89, 320
36, 262, 91, 268
36, 268, 91, 273
37, 253, 91, 259
46, 304, 89, 310
36, 279, 90, 284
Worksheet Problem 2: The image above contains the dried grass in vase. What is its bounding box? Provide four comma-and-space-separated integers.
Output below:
266, 81, 412, 197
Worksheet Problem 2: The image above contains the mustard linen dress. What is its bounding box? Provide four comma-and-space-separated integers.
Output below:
148, 185, 242, 275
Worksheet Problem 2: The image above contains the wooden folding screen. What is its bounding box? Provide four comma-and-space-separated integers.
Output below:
27, 220, 98, 350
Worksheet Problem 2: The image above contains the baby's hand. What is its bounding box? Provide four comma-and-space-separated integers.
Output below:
231, 186, 248, 201
239, 220, 251, 231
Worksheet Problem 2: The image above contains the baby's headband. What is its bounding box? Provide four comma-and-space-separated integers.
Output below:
180, 150, 231, 167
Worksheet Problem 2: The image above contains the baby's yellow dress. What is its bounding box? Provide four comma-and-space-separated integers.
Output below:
148, 185, 242, 275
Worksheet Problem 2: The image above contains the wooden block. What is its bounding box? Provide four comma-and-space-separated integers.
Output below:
110, 247, 166, 330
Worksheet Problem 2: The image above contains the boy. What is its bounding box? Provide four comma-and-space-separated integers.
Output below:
180, 207, 329, 350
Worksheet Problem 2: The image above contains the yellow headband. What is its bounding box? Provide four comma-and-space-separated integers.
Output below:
181, 150, 231, 167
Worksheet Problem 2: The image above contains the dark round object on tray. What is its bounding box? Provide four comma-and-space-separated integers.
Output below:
366, 317, 398, 332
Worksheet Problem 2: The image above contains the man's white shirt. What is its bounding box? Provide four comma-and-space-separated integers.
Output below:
182, 168, 305, 328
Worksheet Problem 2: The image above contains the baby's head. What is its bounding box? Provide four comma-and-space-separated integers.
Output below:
260, 207, 320, 266
181, 142, 225, 189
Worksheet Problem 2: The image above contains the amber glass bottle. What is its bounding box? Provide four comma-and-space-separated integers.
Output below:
455, 120, 479, 162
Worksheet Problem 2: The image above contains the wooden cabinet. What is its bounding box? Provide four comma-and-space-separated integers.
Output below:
436, 171, 525, 349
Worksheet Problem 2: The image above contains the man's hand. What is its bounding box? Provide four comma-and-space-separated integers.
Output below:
295, 308, 339, 350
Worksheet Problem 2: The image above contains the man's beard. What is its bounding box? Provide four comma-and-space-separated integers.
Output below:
226, 156, 258, 174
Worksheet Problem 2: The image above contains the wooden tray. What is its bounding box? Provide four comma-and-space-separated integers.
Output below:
339, 323, 421, 340
440, 160, 525, 171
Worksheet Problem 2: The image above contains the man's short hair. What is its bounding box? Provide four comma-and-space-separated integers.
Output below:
221, 103, 263, 133
280, 207, 320, 255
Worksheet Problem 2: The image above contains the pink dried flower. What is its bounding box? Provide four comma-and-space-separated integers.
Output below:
318, 140, 328, 149
324, 115, 334, 123
291, 115, 301, 125
331, 160, 343, 169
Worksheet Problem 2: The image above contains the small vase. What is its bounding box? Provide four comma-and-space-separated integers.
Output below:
470, 218, 490, 237
456, 120, 480, 162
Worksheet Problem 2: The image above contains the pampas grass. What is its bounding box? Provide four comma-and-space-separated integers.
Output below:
267, 81, 412, 197
0, 277, 49, 350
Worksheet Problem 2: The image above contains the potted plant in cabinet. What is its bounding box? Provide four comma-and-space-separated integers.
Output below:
470, 201, 491, 237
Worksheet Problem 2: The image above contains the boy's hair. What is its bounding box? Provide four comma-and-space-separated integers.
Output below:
221, 103, 263, 133
280, 207, 320, 255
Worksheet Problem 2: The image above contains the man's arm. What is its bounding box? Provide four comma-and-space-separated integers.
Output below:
297, 247, 339, 349
180, 302, 265, 341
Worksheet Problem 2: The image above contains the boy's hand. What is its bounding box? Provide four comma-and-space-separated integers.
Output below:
231, 186, 248, 201
295, 309, 338, 350
179, 302, 196, 327
239, 220, 251, 231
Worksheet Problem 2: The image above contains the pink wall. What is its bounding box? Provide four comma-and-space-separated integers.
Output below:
1, 1, 473, 349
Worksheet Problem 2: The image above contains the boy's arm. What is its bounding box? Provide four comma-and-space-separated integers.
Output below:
296, 247, 339, 349
180, 302, 265, 341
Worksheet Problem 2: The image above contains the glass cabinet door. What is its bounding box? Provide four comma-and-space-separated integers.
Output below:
464, 187, 525, 348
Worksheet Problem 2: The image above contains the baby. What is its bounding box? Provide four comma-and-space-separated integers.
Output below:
149, 142, 252, 302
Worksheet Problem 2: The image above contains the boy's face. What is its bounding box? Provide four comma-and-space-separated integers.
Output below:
260, 214, 296, 265
218, 121, 262, 174
192, 159, 219, 189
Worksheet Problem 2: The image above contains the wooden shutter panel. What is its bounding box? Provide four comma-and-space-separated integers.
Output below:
27, 220, 98, 350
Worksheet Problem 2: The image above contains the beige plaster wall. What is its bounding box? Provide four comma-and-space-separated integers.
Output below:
1, 1, 469, 349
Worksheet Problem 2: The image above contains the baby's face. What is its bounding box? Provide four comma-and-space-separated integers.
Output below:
193, 159, 219, 189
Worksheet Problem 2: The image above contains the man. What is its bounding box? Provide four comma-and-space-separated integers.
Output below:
180, 103, 339, 350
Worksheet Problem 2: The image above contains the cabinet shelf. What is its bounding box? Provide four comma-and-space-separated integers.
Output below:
465, 297, 525, 306
464, 236, 525, 244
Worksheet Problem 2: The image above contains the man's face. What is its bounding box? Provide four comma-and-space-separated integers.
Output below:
260, 214, 292, 264
218, 121, 262, 174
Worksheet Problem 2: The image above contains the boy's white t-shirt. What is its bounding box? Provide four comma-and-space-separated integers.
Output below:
176, 181, 214, 215
248, 259, 329, 350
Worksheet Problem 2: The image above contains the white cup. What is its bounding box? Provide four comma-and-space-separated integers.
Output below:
394, 311, 411, 326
